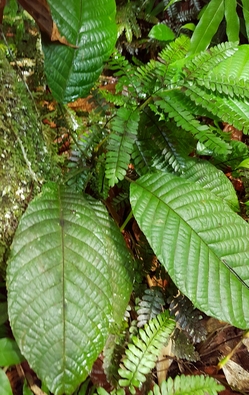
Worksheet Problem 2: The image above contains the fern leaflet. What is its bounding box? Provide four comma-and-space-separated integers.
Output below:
106, 108, 140, 186
118, 311, 175, 394
196, 74, 249, 100
148, 375, 224, 395
185, 41, 238, 77
152, 91, 231, 156
137, 287, 164, 327
184, 83, 249, 133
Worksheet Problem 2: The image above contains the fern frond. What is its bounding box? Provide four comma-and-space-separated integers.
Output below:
168, 292, 206, 343
157, 35, 190, 75
132, 140, 154, 176
148, 375, 224, 395
185, 41, 238, 76
100, 89, 128, 108
134, 59, 160, 95
109, 52, 138, 101
153, 91, 231, 156
184, 84, 249, 133
118, 311, 175, 395
137, 287, 164, 327
105, 108, 140, 186
116, 2, 141, 43
171, 329, 199, 361
195, 74, 249, 100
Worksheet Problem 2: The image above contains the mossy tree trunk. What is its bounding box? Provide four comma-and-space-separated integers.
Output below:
0, 50, 60, 275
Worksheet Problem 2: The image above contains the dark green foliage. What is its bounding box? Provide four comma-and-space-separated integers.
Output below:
105, 107, 140, 186
168, 292, 207, 344
136, 287, 164, 327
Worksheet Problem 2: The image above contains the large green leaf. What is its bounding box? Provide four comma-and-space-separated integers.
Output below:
43, 0, 117, 103
224, 0, 239, 42
130, 172, 249, 329
188, 0, 224, 54
7, 183, 133, 395
181, 159, 239, 211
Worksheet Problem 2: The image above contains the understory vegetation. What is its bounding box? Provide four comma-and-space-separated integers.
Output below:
1, 0, 249, 394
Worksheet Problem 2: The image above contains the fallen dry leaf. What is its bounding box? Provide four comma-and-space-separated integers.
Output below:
222, 359, 249, 391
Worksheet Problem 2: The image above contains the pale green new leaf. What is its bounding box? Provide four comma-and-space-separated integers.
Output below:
43, 0, 117, 103
130, 172, 249, 329
7, 183, 133, 395
188, 0, 225, 54
148, 375, 224, 395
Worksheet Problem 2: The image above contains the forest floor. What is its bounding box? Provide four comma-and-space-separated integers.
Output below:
1, 12, 249, 395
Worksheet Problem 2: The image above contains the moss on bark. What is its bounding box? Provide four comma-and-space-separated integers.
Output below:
0, 50, 61, 274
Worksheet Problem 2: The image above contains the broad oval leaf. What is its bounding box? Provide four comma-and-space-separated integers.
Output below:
43, 0, 117, 103
130, 172, 249, 329
7, 183, 133, 395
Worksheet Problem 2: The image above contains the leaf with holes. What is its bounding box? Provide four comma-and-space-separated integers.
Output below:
7, 183, 133, 395
130, 172, 249, 329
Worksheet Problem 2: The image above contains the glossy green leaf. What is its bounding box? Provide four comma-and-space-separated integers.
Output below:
7, 183, 133, 395
130, 172, 249, 329
43, 0, 117, 103
148, 24, 175, 41
181, 23, 195, 32
181, 159, 239, 211
0, 338, 24, 366
225, 0, 239, 42
0, 369, 13, 395
189, 0, 224, 54
238, 158, 249, 168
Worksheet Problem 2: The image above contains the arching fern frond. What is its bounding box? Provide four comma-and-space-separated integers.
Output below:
157, 35, 190, 68
105, 107, 140, 186
152, 91, 231, 156
137, 287, 164, 327
148, 375, 224, 395
184, 84, 249, 133
118, 311, 175, 395
168, 292, 206, 344
195, 75, 249, 100
185, 41, 238, 76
